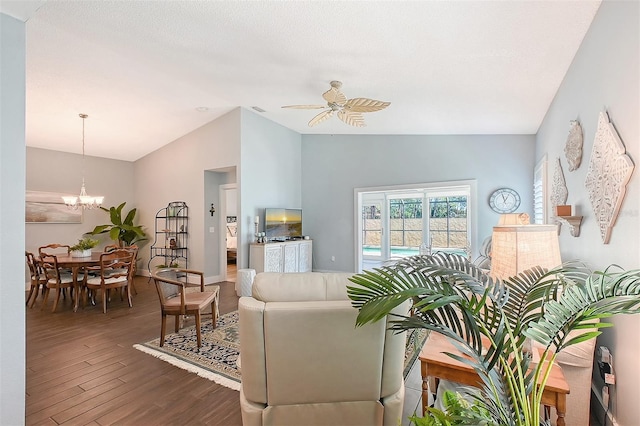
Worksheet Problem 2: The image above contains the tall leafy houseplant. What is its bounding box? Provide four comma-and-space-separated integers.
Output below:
89, 202, 146, 247
347, 253, 640, 426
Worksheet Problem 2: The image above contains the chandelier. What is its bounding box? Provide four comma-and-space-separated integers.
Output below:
62, 114, 104, 209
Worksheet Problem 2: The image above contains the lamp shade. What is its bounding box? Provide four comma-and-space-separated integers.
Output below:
489, 224, 561, 280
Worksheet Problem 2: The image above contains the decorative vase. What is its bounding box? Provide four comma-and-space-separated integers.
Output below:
71, 249, 92, 257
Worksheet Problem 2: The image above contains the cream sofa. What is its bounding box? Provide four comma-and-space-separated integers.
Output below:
238, 272, 410, 426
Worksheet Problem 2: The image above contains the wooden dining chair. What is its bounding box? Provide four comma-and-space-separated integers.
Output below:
25, 251, 47, 308
151, 268, 219, 348
38, 243, 71, 257
102, 244, 139, 295
40, 254, 75, 312
84, 249, 134, 314
124, 245, 139, 294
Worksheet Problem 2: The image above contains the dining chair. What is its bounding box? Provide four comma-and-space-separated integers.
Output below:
125, 245, 139, 294
39, 243, 73, 274
151, 268, 219, 348
84, 249, 134, 314
39, 243, 73, 299
40, 254, 75, 312
102, 244, 139, 295
38, 243, 71, 257
25, 251, 47, 308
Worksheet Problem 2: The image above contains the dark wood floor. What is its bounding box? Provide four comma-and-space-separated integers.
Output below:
26, 276, 242, 425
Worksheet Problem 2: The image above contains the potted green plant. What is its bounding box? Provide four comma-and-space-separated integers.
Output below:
70, 237, 99, 257
347, 253, 640, 426
89, 202, 146, 247
155, 262, 179, 269
409, 389, 495, 426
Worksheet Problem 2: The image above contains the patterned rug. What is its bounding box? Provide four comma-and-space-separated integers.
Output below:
134, 310, 428, 391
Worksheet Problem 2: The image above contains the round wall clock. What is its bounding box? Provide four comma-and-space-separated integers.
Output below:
489, 188, 521, 213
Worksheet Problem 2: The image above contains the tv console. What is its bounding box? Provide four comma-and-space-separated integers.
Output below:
250, 239, 312, 273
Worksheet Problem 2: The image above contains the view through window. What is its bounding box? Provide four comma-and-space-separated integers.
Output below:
359, 183, 472, 268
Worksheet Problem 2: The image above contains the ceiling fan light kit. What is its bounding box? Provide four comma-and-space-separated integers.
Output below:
282, 81, 390, 128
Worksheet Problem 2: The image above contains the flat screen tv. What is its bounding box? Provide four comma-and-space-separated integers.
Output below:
265, 208, 302, 241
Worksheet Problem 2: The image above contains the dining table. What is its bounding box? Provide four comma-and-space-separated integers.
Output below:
41, 252, 102, 312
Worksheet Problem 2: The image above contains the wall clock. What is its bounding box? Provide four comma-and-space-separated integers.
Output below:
489, 188, 521, 213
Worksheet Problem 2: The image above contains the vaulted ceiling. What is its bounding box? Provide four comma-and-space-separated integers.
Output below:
2, 0, 601, 161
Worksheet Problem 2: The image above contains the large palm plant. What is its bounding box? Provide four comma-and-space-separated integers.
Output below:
89, 202, 146, 247
347, 253, 640, 426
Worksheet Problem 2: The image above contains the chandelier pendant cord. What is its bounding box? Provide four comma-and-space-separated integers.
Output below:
61, 113, 104, 209
81, 113, 87, 192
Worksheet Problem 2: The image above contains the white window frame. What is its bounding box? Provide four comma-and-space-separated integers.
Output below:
354, 180, 477, 272
534, 155, 548, 224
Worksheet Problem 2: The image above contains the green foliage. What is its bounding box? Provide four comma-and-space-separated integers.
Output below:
347, 253, 640, 426
70, 237, 99, 251
89, 202, 146, 246
408, 390, 495, 426
156, 262, 179, 268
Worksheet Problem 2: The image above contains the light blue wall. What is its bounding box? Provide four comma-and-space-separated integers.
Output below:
1, 12, 26, 425
535, 1, 639, 423
239, 109, 302, 268
301, 134, 535, 272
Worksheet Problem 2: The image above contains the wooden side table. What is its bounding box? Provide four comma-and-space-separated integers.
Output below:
419, 332, 569, 426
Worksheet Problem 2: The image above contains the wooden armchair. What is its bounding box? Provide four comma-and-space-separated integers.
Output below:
84, 249, 134, 314
151, 268, 219, 348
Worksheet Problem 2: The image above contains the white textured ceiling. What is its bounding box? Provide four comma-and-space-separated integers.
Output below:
3, 0, 601, 161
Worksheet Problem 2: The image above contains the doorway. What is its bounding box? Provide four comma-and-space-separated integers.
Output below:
221, 184, 237, 282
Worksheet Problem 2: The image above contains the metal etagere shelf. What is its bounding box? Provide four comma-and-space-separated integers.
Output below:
148, 201, 188, 271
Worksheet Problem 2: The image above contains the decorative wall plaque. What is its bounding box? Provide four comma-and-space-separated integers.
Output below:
550, 157, 568, 213
564, 120, 583, 171
584, 111, 635, 244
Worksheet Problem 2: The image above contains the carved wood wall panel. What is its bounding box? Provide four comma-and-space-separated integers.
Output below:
584, 111, 635, 244
565, 120, 583, 171
551, 157, 568, 211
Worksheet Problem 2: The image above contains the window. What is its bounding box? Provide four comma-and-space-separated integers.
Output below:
362, 199, 382, 257
357, 181, 476, 271
429, 196, 468, 249
533, 156, 548, 224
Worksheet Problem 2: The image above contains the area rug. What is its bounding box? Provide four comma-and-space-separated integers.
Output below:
134, 310, 428, 392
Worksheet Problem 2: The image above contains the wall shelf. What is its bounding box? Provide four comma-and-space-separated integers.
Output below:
555, 215, 583, 237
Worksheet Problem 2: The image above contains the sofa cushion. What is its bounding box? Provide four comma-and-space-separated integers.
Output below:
252, 272, 354, 302
263, 301, 386, 405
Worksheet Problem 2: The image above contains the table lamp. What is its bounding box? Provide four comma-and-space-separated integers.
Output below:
489, 223, 561, 280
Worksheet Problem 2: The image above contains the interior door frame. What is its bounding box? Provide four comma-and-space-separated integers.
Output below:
219, 183, 237, 282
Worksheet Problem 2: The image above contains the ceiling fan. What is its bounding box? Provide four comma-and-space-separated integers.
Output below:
282, 81, 390, 128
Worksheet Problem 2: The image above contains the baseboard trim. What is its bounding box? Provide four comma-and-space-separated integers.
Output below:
591, 382, 618, 426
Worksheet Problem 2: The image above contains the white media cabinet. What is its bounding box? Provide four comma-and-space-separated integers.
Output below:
249, 239, 312, 273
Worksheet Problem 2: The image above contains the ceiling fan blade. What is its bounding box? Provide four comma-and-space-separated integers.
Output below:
344, 98, 391, 113
322, 88, 347, 106
282, 104, 326, 109
308, 110, 333, 127
337, 110, 366, 127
